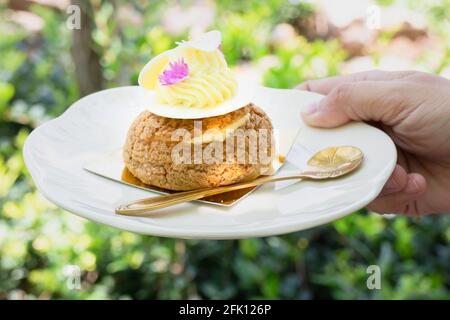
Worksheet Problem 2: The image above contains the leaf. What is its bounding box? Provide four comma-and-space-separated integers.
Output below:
0, 82, 15, 115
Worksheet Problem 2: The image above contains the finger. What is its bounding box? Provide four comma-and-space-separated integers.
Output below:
301, 80, 411, 128
379, 165, 408, 196
367, 173, 427, 215
296, 70, 416, 95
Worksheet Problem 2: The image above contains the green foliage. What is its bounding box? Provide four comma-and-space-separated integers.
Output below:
0, 0, 449, 300
263, 38, 346, 88
376, 0, 396, 7
219, 11, 271, 65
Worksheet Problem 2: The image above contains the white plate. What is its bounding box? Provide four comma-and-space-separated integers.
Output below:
23, 86, 396, 239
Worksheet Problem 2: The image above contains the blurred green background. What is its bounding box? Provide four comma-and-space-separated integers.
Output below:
1, 0, 450, 299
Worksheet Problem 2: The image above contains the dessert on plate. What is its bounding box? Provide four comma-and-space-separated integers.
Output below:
123, 30, 275, 191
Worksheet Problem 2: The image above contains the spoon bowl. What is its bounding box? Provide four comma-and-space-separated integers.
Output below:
304, 146, 363, 178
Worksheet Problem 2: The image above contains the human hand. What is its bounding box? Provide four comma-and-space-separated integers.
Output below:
298, 70, 450, 215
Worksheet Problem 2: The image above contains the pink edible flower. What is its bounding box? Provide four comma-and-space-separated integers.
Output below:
158, 58, 189, 85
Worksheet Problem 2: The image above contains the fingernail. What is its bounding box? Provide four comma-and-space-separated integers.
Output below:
303, 101, 318, 115
405, 179, 420, 194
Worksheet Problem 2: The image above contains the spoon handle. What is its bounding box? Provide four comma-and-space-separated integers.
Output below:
116, 174, 307, 216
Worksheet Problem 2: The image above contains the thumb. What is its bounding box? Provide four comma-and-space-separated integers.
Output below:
301, 81, 410, 128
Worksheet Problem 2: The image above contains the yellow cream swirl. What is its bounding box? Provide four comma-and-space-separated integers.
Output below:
155, 48, 237, 108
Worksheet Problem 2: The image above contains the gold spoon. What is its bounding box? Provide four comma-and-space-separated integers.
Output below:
116, 146, 363, 217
